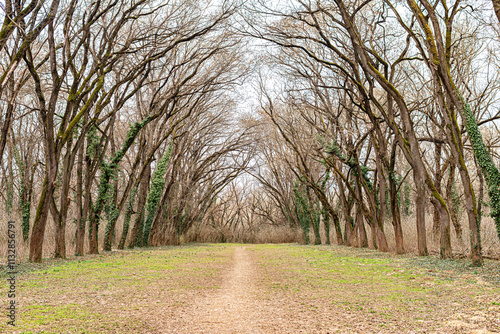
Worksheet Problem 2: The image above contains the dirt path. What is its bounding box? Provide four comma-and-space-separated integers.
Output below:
166, 246, 264, 333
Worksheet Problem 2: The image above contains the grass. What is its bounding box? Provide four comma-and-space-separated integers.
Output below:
0, 243, 499, 333
251, 244, 500, 333
0, 244, 234, 333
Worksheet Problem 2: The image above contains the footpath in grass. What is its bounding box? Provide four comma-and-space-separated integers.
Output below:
0, 243, 499, 333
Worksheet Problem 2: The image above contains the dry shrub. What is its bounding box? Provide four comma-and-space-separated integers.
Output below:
0, 211, 38, 262
0, 206, 114, 263
381, 214, 500, 259
477, 217, 500, 259
0, 211, 29, 261
253, 225, 303, 244
185, 224, 303, 244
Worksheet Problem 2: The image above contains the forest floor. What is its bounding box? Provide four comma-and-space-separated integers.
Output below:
1, 243, 500, 333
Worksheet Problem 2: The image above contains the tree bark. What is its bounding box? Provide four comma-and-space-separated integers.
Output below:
446, 166, 463, 244
118, 189, 136, 250
29, 178, 54, 262
128, 162, 150, 248
431, 198, 452, 258
493, 0, 500, 24
55, 131, 84, 258
323, 208, 331, 245
354, 179, 368, 248
432, 143, 442, 236
389, 144, 405, 254
414, 172, 428, 256
338, 175, 355, 246
77, 139, 97, 256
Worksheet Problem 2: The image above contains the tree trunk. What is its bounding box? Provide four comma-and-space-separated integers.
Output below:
338, 176, 355, 246
370, 223, 377, 250
389, 145, 405, 254
393, 215, 405, 254
6, 142, 13, 215
29, 178, 54, 262
390, 179, 405, 254
75, 137, 85, 256
414, 172, 428, 256
375, 222, 389, 252
432, 143, 442, 237
103, 212, 118, 251
118, 188, 137, 250
331, 211, 343, 245
431, 198, 452, 258
76, 122, 100, 256
454, 158, 483, 264
128, 162, 150, 248
344, 218, 355, 246
353, 176, 368, 248
20, 158, 35, 242
493, 0, 500, 23
323, 208, 331, 245
88, 207, 99, 254
476, 160, 484, 228
148, 191, 168, 246
103, 135, 120, 252
460, 163, 483, 266
91, 116, 148, 253
0, 93, 14, 164
55, 133, 81, 258
356, 212, 368, 248
446, 165, 462, 243
77, 158, 93, 256
375, 156, 389, 252
311, 204, 321, 245
54, 212, 67, 259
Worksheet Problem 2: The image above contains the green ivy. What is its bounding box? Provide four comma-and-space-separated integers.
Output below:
92, 117, 151, 247
462, 96, 500, 241
293, 179, 311, 244
293, 177, 324, 245
142, 142, 173, 246
86, 125, 100, 160
6, 179, 13, 215
403, 179, 411, 216
317, 135, 373, 191
450, 181, 461, 218
21, 201, 30, 240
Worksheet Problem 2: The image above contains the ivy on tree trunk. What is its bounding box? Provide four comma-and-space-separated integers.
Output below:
462, 97, 500, 242
142, 142, 173, 246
